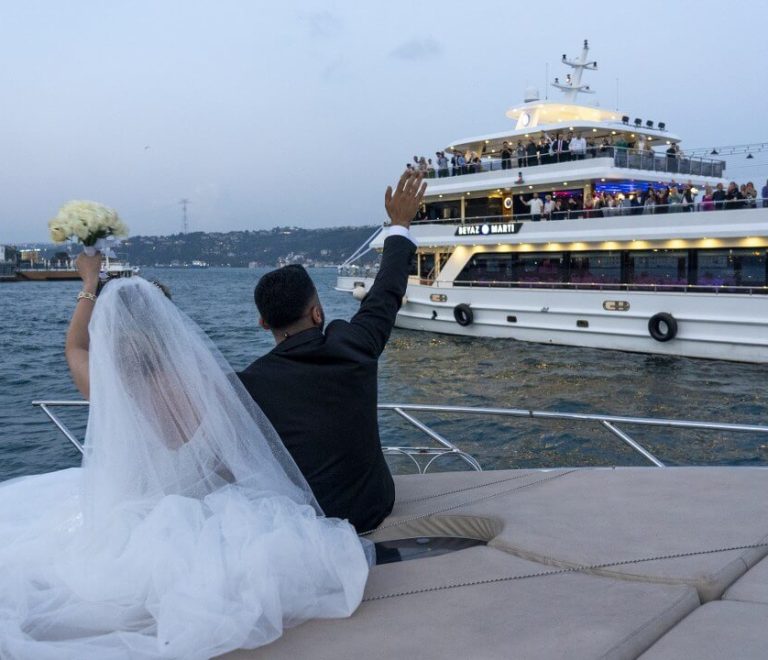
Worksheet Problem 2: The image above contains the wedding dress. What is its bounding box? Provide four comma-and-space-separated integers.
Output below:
0, 278, 370, 659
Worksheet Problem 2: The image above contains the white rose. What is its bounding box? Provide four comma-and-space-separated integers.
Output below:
112, 219, 129, 237
71, 217, 91, 241
100, 208, 127, 237
101, 209, 114, 227
48, 219, 70, 243
52, 200, 128, 244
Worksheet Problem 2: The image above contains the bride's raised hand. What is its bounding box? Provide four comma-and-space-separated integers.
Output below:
75, 252, 102, 290
66, 252, 102, 400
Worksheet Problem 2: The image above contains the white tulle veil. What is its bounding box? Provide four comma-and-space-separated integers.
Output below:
0, 277, 368, 659
83, 277, 318, 520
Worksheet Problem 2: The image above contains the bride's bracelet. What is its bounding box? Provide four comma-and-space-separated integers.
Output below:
77, 291, 98, 303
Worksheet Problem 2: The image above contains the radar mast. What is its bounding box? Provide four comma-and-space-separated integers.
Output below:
551, 39, 597, 103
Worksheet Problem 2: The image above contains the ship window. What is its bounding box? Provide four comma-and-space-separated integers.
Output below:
419, 253, 436, 279
740, 249, 768, 286
426, 200, 461, 221
697, 249, 767, 287
627, 250, 687, 286
456, 253, 515, 283
456, 252, 564, 284
466, 197, 503, 220
514, 253, 564, 283
569, 251, 622, 284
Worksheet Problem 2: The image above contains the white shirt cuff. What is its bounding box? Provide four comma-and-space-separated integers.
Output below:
387, 225, 415, 244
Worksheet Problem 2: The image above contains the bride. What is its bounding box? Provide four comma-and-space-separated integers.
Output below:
0, 252, 370, 658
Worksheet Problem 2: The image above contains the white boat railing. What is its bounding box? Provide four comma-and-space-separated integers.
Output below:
430, 146, 727, 179
414, 198, 768, 225
443, 280, 768, 294
32, 400, 768, 473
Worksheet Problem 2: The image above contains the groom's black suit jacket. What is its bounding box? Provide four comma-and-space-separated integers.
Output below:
238, 234, 415, 532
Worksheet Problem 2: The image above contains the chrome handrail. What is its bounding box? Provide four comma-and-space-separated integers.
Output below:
35, 400, 768, 472
378, 403, 768, 470
34, 401, 87, 454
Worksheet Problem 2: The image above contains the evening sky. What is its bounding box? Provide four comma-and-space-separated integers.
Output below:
2, 0, 767, 243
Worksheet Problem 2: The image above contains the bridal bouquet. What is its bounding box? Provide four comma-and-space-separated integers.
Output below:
49, 200, 129, 255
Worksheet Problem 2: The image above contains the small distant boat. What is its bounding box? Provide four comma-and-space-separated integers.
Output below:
105, 258, 140, 278
15, 256, 139, 281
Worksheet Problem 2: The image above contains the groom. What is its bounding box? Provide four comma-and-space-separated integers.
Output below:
238, 171, 425, 532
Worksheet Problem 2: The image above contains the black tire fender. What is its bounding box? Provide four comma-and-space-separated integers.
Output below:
453, 303, 474, 326
648, 312, 678, 342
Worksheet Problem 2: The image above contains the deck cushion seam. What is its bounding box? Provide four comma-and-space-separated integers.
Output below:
598, 588, 700, 660
362, 469, 579, 536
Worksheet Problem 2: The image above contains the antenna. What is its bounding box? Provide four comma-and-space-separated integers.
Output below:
545, 63, 549, 100
615, 78, 619, 111
179, 198, 191, 234
551, 39, 597, 102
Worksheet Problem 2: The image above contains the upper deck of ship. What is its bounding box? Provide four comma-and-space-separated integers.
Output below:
447, 100, 681, 157
423, 40, 726, 199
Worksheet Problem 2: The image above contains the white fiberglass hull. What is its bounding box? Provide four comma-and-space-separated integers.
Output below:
395, 283, 768, 363
337, 276, 768, 362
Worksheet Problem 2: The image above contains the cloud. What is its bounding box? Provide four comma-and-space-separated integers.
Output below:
320, 57, 350, 83
303, 10, 342, 39
390, 37, 443, 61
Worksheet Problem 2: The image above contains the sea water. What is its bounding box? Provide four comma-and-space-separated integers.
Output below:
0, 267, 765, 481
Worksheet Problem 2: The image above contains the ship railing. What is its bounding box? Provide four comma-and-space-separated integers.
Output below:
31, 400, 768, 474
429, 147, 726, 180
441, 279, 768, 295
17, 262, 77, 271
612, 149, 725, 177
413, 198, 768, 225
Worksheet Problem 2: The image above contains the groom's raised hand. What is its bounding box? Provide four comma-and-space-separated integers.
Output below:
385, 170, 427, 229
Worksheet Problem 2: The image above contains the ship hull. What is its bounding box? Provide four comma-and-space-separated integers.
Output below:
394, 283, 768, 363
337, 276, 768, 363
16, 270, 80, 281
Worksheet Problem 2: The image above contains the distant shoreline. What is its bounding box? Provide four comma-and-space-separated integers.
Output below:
3, 225, 382, 270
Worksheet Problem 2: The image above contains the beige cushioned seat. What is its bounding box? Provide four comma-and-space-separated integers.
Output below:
370, 467, 768, 602
638, 601, 768, 660
221, 467, 768, 657
723, 555, 768, 604
224, 546, 698, 660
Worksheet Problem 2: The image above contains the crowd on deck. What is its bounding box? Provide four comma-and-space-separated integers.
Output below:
515, 180, 767, 221
415, 180, 768, 223
407, 133, 699, 178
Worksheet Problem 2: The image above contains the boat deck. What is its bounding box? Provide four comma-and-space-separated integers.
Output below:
223, 466, 768, 659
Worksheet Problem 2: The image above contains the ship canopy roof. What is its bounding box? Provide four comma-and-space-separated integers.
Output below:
446, 100, 681, 155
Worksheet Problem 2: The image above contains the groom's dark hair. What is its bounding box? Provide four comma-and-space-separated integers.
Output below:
255, 265, 317, 329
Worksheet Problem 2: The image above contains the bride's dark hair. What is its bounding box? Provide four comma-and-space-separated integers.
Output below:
96, 276, 171, 300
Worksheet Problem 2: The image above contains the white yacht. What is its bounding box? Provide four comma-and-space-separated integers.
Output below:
338, 41, 768, 363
